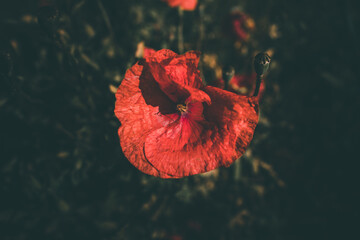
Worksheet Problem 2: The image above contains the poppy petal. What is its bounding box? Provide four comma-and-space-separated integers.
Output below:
179, 0, 197, 10
165, 51, 203, 88
146, 50, 203, 88
143, 86, 259, 178
145, 60, 189, 103
164, 0, 198, 11
115, 62, 177, 178
204, 86, 259, 155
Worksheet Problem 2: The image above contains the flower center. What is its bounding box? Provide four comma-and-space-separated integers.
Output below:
176, 104, 187, 113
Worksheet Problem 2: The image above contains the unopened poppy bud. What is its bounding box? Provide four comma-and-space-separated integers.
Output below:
222, 66, 235, 89
254, 52, 271, 76
222, 66, 235, 82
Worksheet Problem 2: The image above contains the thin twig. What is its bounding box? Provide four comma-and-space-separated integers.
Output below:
97, 0, 114, 39
178, 8, 184, 54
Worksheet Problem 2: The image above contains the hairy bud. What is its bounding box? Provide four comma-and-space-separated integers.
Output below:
254, 52, 271, 76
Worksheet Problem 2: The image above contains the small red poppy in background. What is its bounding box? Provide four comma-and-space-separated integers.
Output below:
169, 235, 183, 240
228, 73, 265, 100
114, 49, 259, 178
38, 0, 54, 7
164, 0, 198, 11
227, 11, 255, 41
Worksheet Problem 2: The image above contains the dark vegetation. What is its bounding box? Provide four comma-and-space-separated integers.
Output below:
0, 0, 359, 239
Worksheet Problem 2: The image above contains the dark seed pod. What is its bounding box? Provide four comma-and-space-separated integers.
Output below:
254, 52, 271, 76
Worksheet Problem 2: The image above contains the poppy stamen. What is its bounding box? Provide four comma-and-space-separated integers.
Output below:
177, 104, 187, 113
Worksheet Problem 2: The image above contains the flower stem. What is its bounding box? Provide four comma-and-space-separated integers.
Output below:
197, 4, 206, 84
253, 74, 262, 97
197, 4, 204, 51
178, 8, 184, 54
234, 158, 242, 181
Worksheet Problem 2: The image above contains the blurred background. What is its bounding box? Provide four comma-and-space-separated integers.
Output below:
0, 0, 359, 239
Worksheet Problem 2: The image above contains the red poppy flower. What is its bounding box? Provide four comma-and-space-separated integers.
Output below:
143, 47, 156, 58
164, 0, 197, 11
228, 73, 265, 101
227, 11, 255, 41
114, 49, 259, 178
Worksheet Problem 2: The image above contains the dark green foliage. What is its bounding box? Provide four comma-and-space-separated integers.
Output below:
0, 0, 359, 239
